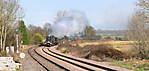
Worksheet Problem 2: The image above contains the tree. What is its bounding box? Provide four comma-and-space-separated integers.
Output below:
127, 0, 149, 59
28, 24, 47, 44
84, 26, 96, 36
105, 36, 112, 39
5, 28, 16, 47
18, 20, 29, 45
43, 23, 52, 35
115, 37, 122, 40
0, 0, 23, 52
33, 33, 44, 44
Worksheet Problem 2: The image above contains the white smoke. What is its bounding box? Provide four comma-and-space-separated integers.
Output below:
50, 10, 89, 38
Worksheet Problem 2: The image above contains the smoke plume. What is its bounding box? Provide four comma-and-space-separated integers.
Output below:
50, 10, 89, 38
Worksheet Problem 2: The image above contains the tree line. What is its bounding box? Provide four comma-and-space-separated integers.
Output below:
0, 0, 22, 54
18, 21, 52, 45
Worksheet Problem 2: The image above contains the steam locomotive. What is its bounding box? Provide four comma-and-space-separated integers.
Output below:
39, 35, 79, 47
39, 35, 59, 47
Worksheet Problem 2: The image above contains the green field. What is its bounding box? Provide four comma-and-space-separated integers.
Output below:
101, 35, 124, 39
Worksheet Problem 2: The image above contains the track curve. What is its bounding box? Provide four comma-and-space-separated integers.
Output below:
28, 46, 132, 71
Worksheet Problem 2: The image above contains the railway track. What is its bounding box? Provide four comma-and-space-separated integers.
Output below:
28, 46, 132, 71
28, 47, 49, 71
28, 47, 65, 71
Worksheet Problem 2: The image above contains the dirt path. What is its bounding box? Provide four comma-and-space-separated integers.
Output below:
20, 46, 47, 71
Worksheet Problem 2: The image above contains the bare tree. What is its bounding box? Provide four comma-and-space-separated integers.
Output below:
127, 0, 149, 59
84, 26, 96, 36
0, 0, 23, 52
43, 23, 52, 35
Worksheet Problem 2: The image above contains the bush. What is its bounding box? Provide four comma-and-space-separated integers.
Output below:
104, 36, 112, 39
33, 33, 44, 44
58, 43, 127, 60
83, 44, 127, 60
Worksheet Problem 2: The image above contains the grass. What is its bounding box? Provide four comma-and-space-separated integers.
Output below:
16, 68, 21, 71
110, 61, 149, 71
78, 41, 137, 55
77, 40, 149, 71
60, 48, 70, 54
101, 35, 124, 39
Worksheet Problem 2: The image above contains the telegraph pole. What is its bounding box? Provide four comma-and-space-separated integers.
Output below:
16, 29, 19, 53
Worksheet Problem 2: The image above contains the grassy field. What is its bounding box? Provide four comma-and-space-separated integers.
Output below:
78, 41, 149, 71
79, 41, 134, 47
78, 41, 134, 53
110, 60, 149, 71
101, 35, 124, 39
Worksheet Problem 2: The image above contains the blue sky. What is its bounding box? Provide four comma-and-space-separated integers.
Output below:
20, 0, 137, 30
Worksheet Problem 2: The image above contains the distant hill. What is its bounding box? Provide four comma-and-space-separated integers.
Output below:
96, 30, 127, 36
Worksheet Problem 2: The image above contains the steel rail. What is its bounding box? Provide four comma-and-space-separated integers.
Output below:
28, 46, 132, 71
28, 47, 49, 71
45, 46, 132, 71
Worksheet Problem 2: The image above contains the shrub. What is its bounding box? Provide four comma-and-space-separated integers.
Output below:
33, 33, 44, 44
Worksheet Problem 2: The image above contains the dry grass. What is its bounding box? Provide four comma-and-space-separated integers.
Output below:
79, 41, 134, 47
58, 43, 127, 60
79, 41, 135, 52
78, 41, 138, 58
58, 40, 149, 70
58, 40, 140, 60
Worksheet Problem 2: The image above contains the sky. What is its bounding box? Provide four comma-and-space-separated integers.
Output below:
20, 0, 137, 30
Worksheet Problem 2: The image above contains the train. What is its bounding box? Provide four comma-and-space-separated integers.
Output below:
39, 35, 81, 47
39, 35, 59, 47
